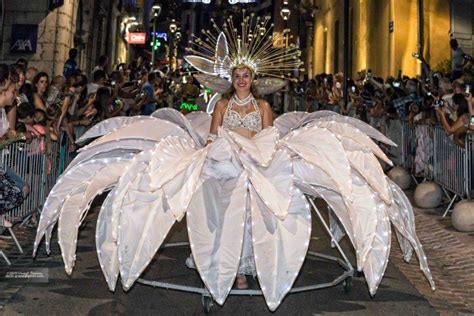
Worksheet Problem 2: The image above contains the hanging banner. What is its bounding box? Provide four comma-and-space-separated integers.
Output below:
10, 24, 38, 54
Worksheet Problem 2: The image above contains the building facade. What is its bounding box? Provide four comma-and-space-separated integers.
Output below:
311, 0, 462, 78
0, 0, 135, 77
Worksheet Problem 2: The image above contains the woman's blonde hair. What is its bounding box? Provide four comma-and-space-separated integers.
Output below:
222, 66, 260, 100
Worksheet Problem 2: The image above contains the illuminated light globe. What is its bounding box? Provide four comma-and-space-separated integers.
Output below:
414, 181, 442, 209
451, 200, 474, 232
387, 166, 411, 190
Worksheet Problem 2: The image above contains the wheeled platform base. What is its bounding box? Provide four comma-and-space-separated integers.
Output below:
137, 197, 355, 312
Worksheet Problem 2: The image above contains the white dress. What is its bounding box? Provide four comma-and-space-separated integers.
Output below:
221, 97, 262, 276
33, 107, 435, 311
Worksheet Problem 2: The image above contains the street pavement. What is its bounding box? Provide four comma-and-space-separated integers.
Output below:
0, 192, 469, 315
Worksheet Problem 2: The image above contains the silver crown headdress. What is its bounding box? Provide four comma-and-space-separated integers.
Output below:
184, 12, 303, 95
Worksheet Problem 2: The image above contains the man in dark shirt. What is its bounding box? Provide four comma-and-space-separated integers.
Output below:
63, 48, 78, 80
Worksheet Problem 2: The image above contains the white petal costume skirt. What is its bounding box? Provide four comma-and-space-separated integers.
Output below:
33, 109, 435, 311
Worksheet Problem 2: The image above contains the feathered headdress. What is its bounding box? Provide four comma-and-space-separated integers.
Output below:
184, 12, 303, 95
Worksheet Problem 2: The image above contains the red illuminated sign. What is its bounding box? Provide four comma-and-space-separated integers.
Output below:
127, 32, 146, 44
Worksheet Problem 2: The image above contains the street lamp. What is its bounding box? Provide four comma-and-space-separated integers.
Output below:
280, 0, 291, 21
169, 19, 177, 33
151, 3, 162, 67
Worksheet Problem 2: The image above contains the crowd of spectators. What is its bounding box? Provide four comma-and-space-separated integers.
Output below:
0, 49, 208, 154
288, 39, 474, 147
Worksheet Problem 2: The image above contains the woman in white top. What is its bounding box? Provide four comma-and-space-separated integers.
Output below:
208, 66, 273, 142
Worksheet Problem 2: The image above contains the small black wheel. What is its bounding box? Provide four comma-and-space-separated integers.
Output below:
343, 277, 352, 293
202, 295, 214, 313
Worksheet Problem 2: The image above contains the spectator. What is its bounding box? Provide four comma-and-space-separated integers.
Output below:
63, 48, 79, 80
15, 58, 28, 70
25, 67, 38, 84
92, 55, 108, 79
57, 73, 87, 151
46, 75, 65, 109
450, 39, 467, 72
87, 69, 107, 95
135, 71, 160, 115
436, 93, 471, 146
93, 87, 123, 121
33, 72, 49, 112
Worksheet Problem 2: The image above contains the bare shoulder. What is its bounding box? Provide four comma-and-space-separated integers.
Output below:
257, 99, 271, 111
213, 98, 229, 115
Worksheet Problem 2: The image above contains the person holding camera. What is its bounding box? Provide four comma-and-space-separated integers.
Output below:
134, 72, 163, 115
436, 93, 472, 146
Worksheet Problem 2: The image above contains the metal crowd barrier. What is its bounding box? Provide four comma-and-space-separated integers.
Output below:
386, 118, 472, 216
433, 128, 473, 216
0, 127, 87, 225
1, 138, 52, 224
385, 120, 404, 168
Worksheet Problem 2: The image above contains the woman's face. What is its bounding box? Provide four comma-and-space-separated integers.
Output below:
36, 76, 48, 94
17, 71, 26, 89
0, 83, 17, 107
232, 67, 252, 93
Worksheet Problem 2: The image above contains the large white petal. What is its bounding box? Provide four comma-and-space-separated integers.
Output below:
187, 173, 248, 305
76, 116, 157, 144
57, 159, 131, 274
387, 180, 435, 290
273, 111, 308, 137
151, 108, 206, 147
96, 189, 120, 291
79, 118, 190, 152
312, 120, 392, 165
281, 126, 352, 200
241, 149, 293, 220
250, 187, 311, 311
34, 154, 133, 256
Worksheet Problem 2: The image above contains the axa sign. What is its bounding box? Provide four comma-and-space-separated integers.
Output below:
10, 24, 38, 54
127, 32, 146, 45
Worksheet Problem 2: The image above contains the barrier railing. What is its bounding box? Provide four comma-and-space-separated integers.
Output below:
1, 138, 52, 224
385, 119, 405, 168
433, 128, 473, 216
0, 127, 86, 225
386, 118, 472, 215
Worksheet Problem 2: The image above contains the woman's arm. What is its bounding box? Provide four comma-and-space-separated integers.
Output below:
436, 107, 466, 135
259, 100, 273, 129
56, 95, 72, 133
34, 94, 47, 111
207, 99, 226, 144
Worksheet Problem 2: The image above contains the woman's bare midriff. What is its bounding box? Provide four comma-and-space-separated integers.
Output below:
230, 127, 257, 139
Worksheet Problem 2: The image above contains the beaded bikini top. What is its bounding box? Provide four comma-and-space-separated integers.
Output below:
222, 95, 262, 133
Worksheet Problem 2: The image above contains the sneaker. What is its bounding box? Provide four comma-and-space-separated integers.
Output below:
185, 255, 196, 270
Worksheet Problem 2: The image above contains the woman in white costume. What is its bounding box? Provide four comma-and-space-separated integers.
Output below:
33, 14, 435, 311
204, 65, 272, 289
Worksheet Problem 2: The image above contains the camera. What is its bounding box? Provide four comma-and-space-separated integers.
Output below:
366, 70, 372, 79
470, 115, 474, 126
351, 86, 356, 93
392, 80, 401, 88
465, 84, 471, 96
111, 80, 116, 87
113, 99, 122, 107
432, 99, 444, 108
463, 54, 473, 62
